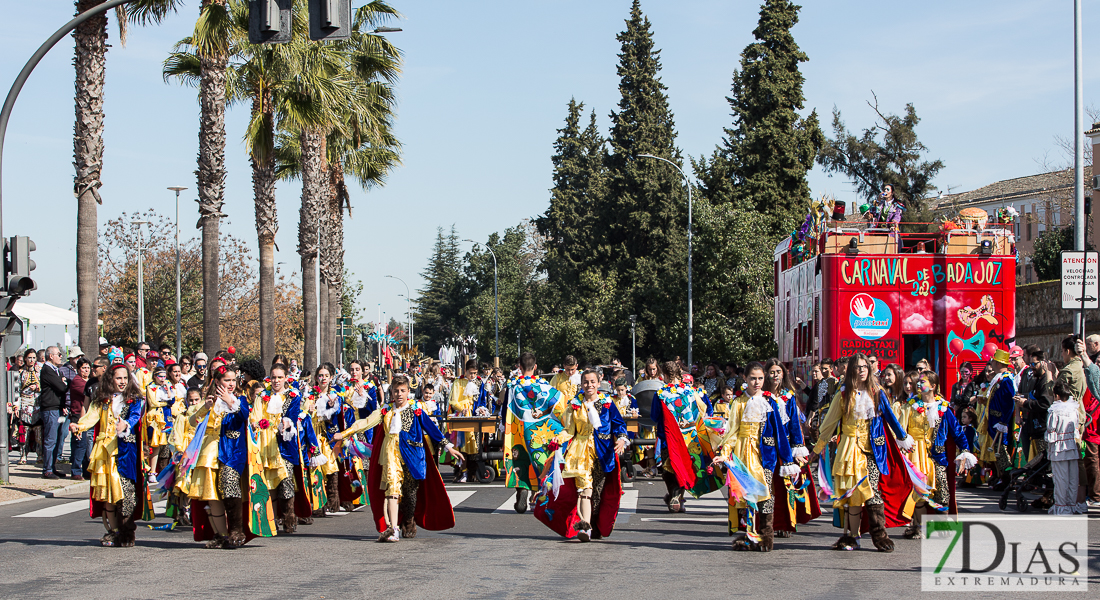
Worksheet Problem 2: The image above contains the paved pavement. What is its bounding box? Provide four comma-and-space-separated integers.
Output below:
0, 477, 1096, 599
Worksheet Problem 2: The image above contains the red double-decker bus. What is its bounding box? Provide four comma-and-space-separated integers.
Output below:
774, 220, 1017, 396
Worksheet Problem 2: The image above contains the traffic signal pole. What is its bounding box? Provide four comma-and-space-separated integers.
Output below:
0, 0, 135, 483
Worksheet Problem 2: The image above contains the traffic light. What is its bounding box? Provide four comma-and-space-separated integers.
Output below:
248, 0, 292, 44
4, 236, 36, 297
308, 0, 351, 41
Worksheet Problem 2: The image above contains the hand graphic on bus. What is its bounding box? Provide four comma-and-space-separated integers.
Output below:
852, 295, 875, 319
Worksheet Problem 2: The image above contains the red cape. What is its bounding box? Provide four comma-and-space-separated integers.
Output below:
366, 423, 455, 533
190, 499, 258, 543
534, 457, 623, 538
772, 464, 822, 532
860, 433, 915, 532
946, 438, 958, 515
659, 402, 696, 490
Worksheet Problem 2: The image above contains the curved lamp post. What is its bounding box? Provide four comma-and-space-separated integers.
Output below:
637, 153, 692, 368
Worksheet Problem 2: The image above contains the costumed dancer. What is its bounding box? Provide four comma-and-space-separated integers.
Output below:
898, 371, 977, 538
448, 359, 481, 482
183, 363, 254, 548
810, 353, 915, 552
311, 363, 347, 515
501, 352, 565, 513
535, 369, 629, 542
267, 363, 324, 533
69, 364, 147, 547
763, 358, 819, 538
168, 387, 203, 527
125, 353, 152, 392
977, 350, 1016, 490
651, 361, 721, 513
144, 366, 174, 484
713, 362, 798, 552
549, 355, 581, 401
333, 374, 464, 542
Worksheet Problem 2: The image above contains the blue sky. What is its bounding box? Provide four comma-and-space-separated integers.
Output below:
0, 0, 1096, 339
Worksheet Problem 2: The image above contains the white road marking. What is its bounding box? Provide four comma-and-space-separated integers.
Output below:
447, 490, 476, 507
12, 500, 88, 518
640, 517, 728, 523
616, 490, 639, 523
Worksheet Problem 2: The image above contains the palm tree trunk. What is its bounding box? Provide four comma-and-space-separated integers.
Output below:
299, 129, 324, 372
73, 0, 108, 356
327, 164, 347, 365
318, 276, 331, 365
197, 0, 228, 355
251, 92, 277, 369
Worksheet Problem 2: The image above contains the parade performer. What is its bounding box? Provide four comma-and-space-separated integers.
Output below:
897, 371, 977, 538
651, 361, 721, 513
258, 363, 324, 533
762, 359, 819, 537
976, 350, 1016, 489
311, 363, 347, 515
501, 352, 565, 513
333, 374, 464, 543
713, 362, 798, 551
535, 369, 628, 542
144, 366, 174, 482
69, 364, 147, 547
125, 353, 152, 391
449, 359, 481, 482
550, 356, 581, 401
811, 353, 915, 552
183, 363, 255, 548
168, 387, 203, 527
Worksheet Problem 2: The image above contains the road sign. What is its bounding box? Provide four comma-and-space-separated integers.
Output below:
1061, 251, 1099, 309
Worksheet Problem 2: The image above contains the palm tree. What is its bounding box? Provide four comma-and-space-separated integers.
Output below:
161, 1, 232, 356
273, 2, 401, 367
73, 0, 181, 355
193, 0, 232, 355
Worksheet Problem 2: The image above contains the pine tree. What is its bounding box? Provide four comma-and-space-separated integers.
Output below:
698, 0, 823, 238
416, 226, 463, 355
536, 100, 605, 289
602, 0, 687, 360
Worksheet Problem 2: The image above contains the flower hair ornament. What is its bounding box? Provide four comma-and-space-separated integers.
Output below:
215, 365, 228, 376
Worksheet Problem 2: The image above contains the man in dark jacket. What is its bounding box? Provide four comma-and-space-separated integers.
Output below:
38, 346, 71, 479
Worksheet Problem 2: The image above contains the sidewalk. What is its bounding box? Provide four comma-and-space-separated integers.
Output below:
0, 451, 87, 504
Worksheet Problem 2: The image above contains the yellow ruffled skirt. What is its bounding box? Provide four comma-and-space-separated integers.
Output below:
145, 411, 168, 447
88, 435, 126, 505
731, 423, 770, 508
562, 434, 597, 490
832, 432, 874, 508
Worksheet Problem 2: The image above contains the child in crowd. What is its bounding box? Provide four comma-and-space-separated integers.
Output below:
958, 408, 982, 487
1046, 382, 1086, 514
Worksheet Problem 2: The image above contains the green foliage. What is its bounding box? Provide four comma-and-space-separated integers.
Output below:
693, 199, 778, 363
697, 0, 823, 239
601, 0, 688, 361
817, 94, 944, 218
536, 100, 605, 289
533, 268, 623, 366
1032, 225, 1095, 281
416, 226, 464, 355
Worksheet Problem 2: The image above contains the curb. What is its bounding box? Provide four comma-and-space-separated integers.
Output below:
0, 481, 88, 507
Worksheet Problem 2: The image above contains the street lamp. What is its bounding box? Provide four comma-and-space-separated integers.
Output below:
167, 186, 186, 359
629, 314, 637, 379
464, 239, 499, 367
385, 275, 412, 351
131, 219, 150, 343
637, 154, 693, 368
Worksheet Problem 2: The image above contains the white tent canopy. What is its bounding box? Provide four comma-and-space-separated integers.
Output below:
12, 302, 82, 326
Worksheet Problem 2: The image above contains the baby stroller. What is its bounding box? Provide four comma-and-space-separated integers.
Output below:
996, 403, 1055, 513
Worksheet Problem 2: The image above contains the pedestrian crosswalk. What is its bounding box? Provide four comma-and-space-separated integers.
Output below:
11, 483, 1094, 521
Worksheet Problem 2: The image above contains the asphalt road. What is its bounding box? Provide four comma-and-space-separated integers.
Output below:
0, 478, 1096, 599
